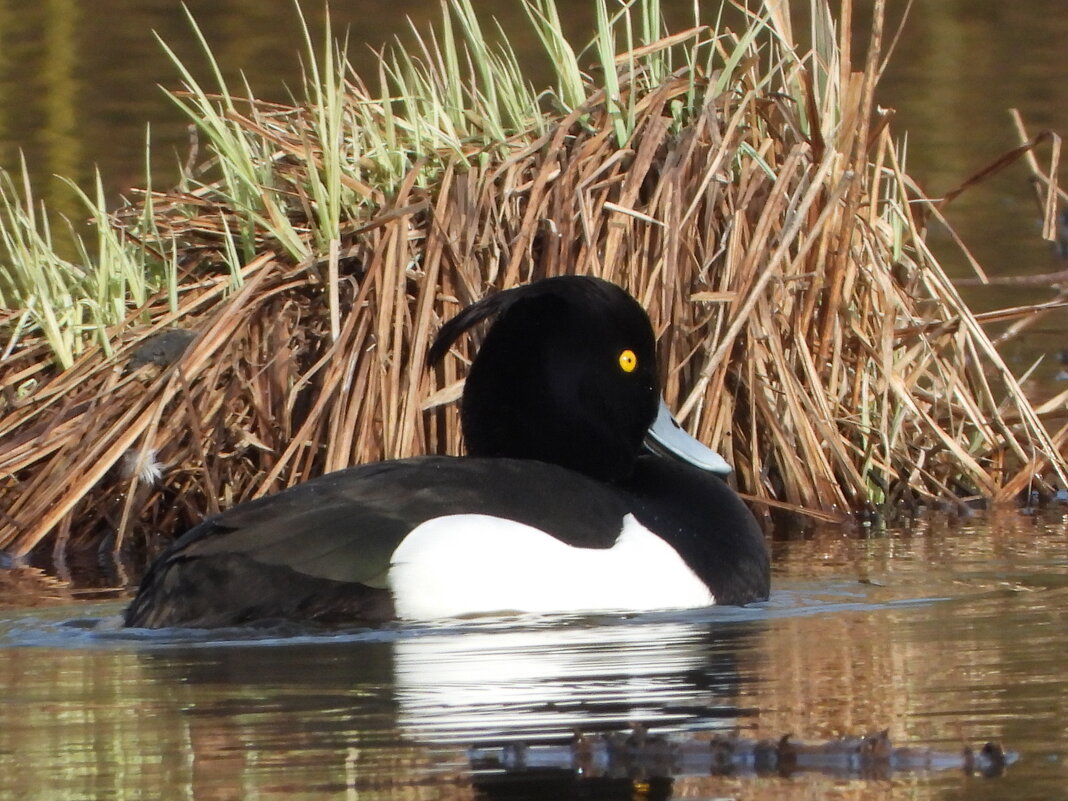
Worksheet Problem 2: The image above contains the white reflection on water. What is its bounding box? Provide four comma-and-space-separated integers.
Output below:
391, 618, 758, 742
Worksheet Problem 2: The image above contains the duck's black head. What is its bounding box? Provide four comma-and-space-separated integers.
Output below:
430, 276, 659, 483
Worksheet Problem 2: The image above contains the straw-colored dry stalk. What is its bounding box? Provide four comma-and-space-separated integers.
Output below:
1, 0, 1066, 564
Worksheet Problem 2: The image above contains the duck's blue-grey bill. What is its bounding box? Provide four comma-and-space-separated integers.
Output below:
644, 398, 733, 476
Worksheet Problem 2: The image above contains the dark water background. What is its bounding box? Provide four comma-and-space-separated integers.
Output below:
3, 2, 1068, 800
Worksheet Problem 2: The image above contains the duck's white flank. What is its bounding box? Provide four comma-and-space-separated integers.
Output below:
388, 513, 715, 620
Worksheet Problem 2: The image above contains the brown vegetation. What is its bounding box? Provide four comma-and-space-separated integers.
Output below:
1, 0, 1066, 566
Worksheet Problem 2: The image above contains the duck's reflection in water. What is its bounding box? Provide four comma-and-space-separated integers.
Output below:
135, 615, 764, 799
392, 617, 762, 743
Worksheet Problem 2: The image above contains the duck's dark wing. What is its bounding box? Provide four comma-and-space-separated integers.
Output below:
124, 456, 629, 629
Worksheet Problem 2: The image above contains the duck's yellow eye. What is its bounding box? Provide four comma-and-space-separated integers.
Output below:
618, 349, 638, 373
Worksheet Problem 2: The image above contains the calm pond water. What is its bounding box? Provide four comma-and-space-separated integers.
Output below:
4, 2, 1068, 800
1, 512, 1067, 800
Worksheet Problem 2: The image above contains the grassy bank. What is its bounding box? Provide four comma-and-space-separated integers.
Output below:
1, 0, 1066, 563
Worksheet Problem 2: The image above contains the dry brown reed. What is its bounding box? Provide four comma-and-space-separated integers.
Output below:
2, 0, 1067, 564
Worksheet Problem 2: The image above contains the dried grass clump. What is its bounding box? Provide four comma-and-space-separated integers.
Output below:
1, 0, 1066, 563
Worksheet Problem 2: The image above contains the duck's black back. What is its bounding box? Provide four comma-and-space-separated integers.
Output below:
124, 456, 632, 628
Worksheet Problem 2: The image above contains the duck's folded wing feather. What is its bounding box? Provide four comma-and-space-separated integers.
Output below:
174, 456, 626, 577
124, 456, 629, 627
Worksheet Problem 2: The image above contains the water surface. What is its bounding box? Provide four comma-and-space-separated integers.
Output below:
1, 512, 1065, 800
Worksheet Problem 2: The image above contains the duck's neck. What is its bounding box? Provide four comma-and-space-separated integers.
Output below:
617, 455, 770, 604
461, 393, 640, 483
